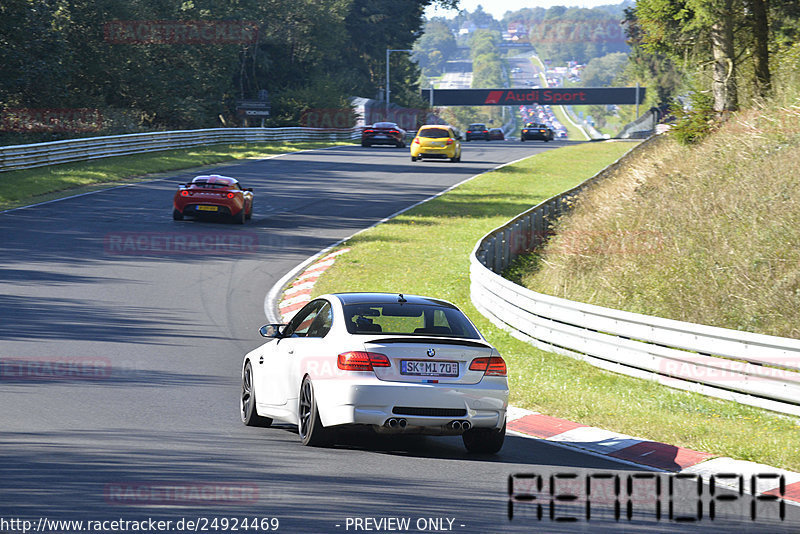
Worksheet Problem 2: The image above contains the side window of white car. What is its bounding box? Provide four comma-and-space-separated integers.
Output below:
284, 301, 323, 338
306, 302, 333, 338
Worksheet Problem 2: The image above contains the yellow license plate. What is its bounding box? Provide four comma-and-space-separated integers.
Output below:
197, 205, 218, 212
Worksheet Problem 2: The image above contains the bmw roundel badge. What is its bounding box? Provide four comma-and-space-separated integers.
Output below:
427, 348, 436, 357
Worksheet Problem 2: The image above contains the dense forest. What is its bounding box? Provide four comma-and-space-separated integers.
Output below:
0, 0, 455, 143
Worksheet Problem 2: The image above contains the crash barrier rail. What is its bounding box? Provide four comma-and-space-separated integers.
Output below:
0, 127, 362, 172
470, 136, 800, 417
617, 108, 659, 139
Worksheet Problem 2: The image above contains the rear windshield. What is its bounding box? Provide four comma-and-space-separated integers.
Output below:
373, 122, 397, 129
468, 124, 486, 130
190, 181, 233, 189
343, 303, 480, 339
418, 128, 450, 138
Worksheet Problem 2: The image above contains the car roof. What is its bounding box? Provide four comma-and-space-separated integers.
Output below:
191, 174, 238, 185
324, 292, 459, 309
418, 124, 453, 130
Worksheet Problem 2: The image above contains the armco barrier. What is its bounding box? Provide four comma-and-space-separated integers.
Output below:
471, 137, 800, 417
0, 127, 361, 172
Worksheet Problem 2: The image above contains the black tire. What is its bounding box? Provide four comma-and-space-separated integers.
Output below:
172, 209, 183, 221
298, 377, 331, 447
520, 138, 525, 142
361, 142, 370, 148
463, 419, 505, 454
235, 207, 246, 225
241, 361, 273, 427
245, 200, 253, 220
411, 156, 418, 162
451, 154, 460, 163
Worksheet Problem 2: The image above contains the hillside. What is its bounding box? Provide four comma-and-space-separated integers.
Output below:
514, 96, 800, 338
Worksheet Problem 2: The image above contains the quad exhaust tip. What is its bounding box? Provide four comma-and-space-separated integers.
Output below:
448, 420, 471, 431
384, 418, 408, 429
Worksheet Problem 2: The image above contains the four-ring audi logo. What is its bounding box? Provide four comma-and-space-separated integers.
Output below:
427, 349, 436, 357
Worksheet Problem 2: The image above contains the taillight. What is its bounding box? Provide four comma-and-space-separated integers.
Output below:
337, 351, 390, 371
390, 130, 399, 135
364, 129, 374, 134
180, 190, 188, 196
469, 357, 507, 376
483, 130, 488, 133
227, 192, 235, 199
446, 138, 453, 145
413, 138, 420, 144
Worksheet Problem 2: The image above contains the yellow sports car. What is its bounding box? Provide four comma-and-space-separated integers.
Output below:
410, 125, 462, 162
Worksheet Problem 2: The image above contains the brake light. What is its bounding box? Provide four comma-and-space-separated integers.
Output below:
180, 190, 188, 196
227, 192, 235, 199
446, 138, 453, 145
390, 130, 399, 135
469, 357, 507, 376
364, 129, 374, 134
483, 130, 488, 133
337, 351, 390, 371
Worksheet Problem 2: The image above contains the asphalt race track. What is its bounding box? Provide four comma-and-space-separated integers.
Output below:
1, 141, 797, 533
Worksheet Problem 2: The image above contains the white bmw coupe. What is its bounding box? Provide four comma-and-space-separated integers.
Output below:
241, 293, 509, 453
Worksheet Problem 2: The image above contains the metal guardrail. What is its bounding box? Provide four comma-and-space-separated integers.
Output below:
0, 127, 361, 172
470, 137, 800, 417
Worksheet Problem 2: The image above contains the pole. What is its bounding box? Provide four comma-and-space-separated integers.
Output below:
385, 49, 390, 121
635, 82, 640, 118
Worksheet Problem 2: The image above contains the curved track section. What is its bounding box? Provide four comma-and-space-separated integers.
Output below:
1, 141, 795, 532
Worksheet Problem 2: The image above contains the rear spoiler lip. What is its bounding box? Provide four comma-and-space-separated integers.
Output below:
363, 337, 492, 349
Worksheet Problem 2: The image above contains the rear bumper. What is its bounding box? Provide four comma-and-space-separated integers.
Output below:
412, 147, 457, 158
313, 378, 508, 432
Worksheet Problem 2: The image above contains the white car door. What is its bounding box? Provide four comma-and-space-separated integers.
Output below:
258, 300, 332, 408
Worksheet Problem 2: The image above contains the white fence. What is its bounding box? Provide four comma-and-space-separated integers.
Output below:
470, 138, 800, 417
0, 127, 361, 172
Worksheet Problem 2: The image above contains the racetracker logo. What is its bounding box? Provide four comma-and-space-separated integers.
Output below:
659, 357, 800, 383
0, 357, 112, 381
104, 482, 259, 505
104, 232, 259, 255
103, 20, 259, 45
525, 20, 627, 45
0, 108, 103, 133
508, 229, 665, 256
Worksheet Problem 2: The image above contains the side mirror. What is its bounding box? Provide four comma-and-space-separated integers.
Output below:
259, 324, 286, 338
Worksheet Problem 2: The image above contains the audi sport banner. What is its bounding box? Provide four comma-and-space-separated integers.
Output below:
420, 87, 646, 106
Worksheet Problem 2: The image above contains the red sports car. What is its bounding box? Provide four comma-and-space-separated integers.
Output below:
173, 175, 253, 224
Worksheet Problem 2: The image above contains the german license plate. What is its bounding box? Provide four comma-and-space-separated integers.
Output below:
401, 360, 458, 377
197, 205, 218, 212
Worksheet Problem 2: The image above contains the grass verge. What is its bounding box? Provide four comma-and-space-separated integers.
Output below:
310, 140, 800, 471
0, 140, 352, 210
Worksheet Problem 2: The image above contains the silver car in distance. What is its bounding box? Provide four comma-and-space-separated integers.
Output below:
241, 293, 509, 453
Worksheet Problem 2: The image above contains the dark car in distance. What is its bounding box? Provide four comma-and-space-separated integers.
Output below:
465, 123, 490, 141
488, 128, 505, 141
361, 122, 406, 147
521, 122, 554, 142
